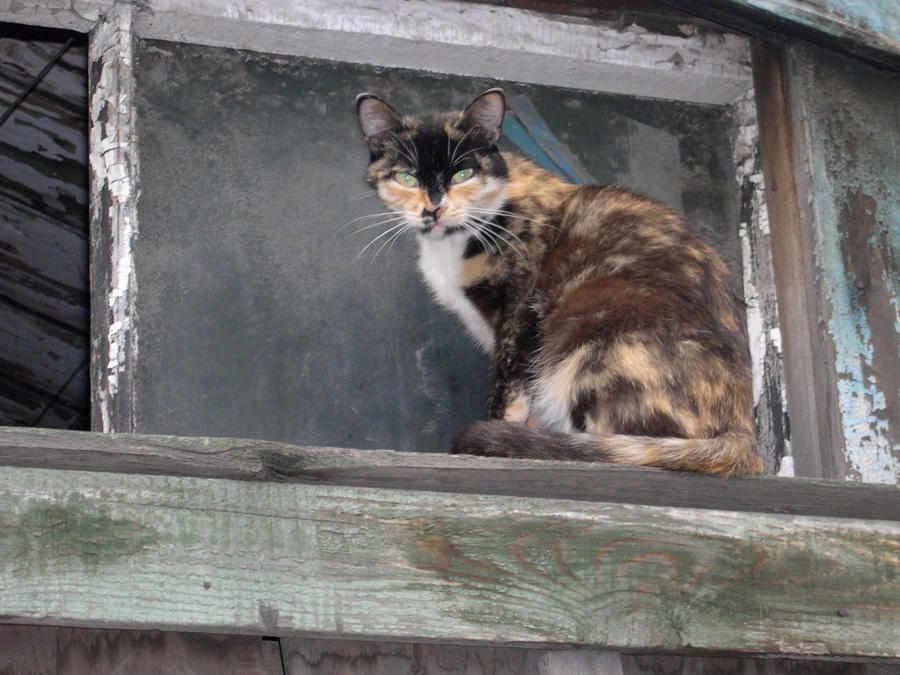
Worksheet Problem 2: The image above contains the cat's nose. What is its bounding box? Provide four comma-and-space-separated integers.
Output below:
422, 206, 446, 223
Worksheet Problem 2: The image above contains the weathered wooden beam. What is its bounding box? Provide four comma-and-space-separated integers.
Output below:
87, 4, 139, 433
1, 0, 754, 105
731, 86, 789, 476
2, 427, 900, 520
0, 625, 283, 673
752, 38, 900, 483
0, 427, 899, 658
660, 0, 900, 70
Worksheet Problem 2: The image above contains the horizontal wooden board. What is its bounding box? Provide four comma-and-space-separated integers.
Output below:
1, 0, 753, 104
0, 428, 899, 658
1, 427, 898, 521
0, 625, 282, 674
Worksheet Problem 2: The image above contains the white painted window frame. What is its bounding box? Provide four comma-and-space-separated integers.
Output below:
0, 0, 788, 472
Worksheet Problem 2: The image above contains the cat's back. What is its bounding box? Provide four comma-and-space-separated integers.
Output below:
535, 182, 750, 396
531, 183, 753, 440
543, 184, 739, 328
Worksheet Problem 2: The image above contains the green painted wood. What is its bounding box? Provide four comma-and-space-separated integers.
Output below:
1, 457, 899, 657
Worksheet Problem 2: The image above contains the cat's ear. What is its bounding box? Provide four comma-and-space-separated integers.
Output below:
461, 89, 506, 145
357, 94, 402, 151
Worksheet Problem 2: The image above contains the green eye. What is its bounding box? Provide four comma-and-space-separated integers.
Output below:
393, 171, 418, 187
451, 168, 475, 184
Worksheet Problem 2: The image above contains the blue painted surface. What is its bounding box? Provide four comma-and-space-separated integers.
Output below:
502, 114, 571, 180
740, 0, 900, 53
501, 98, 596, 185
790, 42, 900, 483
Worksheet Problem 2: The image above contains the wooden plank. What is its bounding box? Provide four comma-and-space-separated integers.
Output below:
0, 372, 86, 428
282, 638, 626, 674
750, 40, 840, 480
660, 0, 900, 70
281, 638, 900, 674
0, 37, 89, 330
753, 39, 900, 483
0, 624, 57, 674
0, 458, 898, 658
0, 297, 88, 415
781, 42, 900, 484
54, 628, 283, 674
87, 5, 138, 434
732, 85, 790, 476
0, 625, 283, 674
3, 0, 753, 104
2, 427, 900, 521
0, 194, 89, 330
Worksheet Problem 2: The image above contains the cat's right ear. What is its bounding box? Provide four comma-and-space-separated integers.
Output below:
357, 94, 402, 152
461, 88, 506, 145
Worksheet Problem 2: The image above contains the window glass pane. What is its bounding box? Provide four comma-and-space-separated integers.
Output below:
134, 39, 740, 451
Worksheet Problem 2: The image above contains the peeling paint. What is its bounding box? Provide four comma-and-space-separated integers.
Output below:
5, 497, 160, 569
129, 0, 752, 105
791, 43, 899, 483
733, 87, 790, 474
733, 0, 900, 60
88, 3, 140, 432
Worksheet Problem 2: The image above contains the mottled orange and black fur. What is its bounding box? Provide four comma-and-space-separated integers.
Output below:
356, 89, 762, 476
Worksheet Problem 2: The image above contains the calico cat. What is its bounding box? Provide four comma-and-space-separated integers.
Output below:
356, 88, 762, 476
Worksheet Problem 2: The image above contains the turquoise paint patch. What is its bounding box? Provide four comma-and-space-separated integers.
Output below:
792, 43, 899, 483
742, 0, 899, 44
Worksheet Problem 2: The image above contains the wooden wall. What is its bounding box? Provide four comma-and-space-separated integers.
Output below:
0, 1, 898, 672
753, 39, 900, 482
0, 26, 89, 429
3, 627, 897, 674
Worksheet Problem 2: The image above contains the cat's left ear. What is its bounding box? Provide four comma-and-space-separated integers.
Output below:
461, 89, 506, 145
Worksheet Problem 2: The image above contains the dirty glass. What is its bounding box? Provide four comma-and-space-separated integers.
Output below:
133, 39, 740, 451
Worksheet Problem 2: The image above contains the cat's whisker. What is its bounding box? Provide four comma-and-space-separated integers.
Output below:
473, 228, 527, 263
344, 216, 408, 238
465, 217, 527, 261
340, 212, 405, 233
449, 127, 478, 166
390, 131, 419, 167
467, 215, 529, 253
464, 222, 501, 256
370, 224, 412, 263
450, 144, 490, 167
354, 221, 412, 261
469, 207, 530, 222
347, 189, 378, 202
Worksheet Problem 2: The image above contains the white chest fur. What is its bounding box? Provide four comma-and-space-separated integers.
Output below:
417, 233, 495, 352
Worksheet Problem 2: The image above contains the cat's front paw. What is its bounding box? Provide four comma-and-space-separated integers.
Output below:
502, 392, 530, 423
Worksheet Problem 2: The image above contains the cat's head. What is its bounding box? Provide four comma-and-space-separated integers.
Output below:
356, 89, 509, 240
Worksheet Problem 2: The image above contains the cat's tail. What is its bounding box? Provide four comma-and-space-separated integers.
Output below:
451, 420, 762, 476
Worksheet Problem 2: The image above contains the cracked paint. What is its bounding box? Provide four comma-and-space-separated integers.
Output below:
792, 43, 899, 483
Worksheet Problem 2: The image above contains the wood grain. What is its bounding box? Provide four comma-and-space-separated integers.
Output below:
750, 40, 838, 479
87, 4, 139, 434
1, 427, 898, 521
0, 625, 282, 674
281, 638, 900, 674
0, 34, 89, 427
0, 446, 898, 657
